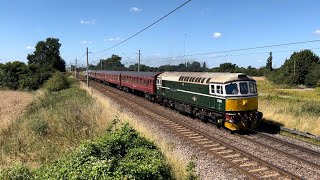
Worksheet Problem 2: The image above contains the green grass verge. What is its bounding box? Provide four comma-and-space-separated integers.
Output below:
0, 123, 173, 179
0, 82, 101, 167
280, 131, 320, 146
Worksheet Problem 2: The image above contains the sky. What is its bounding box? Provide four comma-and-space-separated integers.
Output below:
1, 0, 320, 69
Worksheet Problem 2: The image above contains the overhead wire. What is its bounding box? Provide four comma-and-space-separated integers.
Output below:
139, 46, 320, 66
91, 0, 192, 54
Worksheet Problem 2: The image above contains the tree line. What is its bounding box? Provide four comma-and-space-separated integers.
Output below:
0, 38, 66, 90
91, 49, 320, 87
1, 37, 319, 90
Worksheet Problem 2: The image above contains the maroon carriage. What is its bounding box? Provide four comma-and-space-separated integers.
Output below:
94, 71, 122, 86
120, 71, 161, 97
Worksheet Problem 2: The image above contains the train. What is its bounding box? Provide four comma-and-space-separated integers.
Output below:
87, 70, 263, 131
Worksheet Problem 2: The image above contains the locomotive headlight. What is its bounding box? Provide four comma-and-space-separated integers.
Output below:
242, 99, 248, 106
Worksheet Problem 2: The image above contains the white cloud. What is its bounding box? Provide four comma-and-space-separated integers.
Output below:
80, 40, 93, 44
212, 32, 222, 38
153, 53, 160, 57
80, 19, 96, 25
314, 29, 320, 35
26, 46, 35, 50
130, 7, 142, 12
105, 37, 123, 42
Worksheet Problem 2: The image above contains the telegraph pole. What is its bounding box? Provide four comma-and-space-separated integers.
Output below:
138, 50, 141, 72
75, 59, 77, 78
86, 47, 89, 87
100, 60, 103, 70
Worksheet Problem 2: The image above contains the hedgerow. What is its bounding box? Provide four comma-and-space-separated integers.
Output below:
1, 123, 172, 180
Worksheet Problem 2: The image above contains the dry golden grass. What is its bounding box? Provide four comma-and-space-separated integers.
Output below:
0, 85, 114, 169
81, 83, 187, 180
257, 79, 320, 136
0, 91, 33, 132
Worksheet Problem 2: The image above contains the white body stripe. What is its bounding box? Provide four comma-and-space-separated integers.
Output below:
158, 86, 257, 100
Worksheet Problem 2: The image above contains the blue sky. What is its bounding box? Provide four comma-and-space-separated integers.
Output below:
1, 0, 320, 68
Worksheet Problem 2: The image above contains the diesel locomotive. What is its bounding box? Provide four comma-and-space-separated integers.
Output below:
87, 70, 263, 131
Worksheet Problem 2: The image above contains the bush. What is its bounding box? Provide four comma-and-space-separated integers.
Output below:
44, 72, 70, 92
0, 62, 53, 90
34, 123, 172, 179
0, 164, 33, 180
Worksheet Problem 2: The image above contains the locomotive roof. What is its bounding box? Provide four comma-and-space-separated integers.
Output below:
158, 72, 255, 84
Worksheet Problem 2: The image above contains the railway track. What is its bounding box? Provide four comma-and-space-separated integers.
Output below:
81, 77, 304, 179
241, 130, 320, 169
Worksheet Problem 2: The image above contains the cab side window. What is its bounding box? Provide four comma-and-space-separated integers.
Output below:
216, 85, 224, 95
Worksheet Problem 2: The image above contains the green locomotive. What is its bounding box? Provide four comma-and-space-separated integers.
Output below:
156, 72, 263, 131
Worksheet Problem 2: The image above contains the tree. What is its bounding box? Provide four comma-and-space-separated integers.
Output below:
99, 54, 125, 70
267, 50, 320, 86
211, 62, 238, 72
266, 52, 273, 71
0, 61, 29, 89
27, 38, 66, 72
202, 62, 207, 70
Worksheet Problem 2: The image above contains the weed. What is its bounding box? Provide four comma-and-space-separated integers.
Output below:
30, 119, 49, 136
185, 156, 199, 180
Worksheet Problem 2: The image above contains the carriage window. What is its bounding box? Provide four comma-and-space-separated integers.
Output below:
249, 82, 257, 93
240, 82, 249, 94
226, 83, 238, 95
206, 78, 211, 83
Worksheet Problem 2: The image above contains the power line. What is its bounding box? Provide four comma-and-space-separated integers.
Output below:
185, 39, 320, 57
91, 0, 192, 54
78, 52, 86, 61
140, 39, 320, 62
139, 46, 320, 65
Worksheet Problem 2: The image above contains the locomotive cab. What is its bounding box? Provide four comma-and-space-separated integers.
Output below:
209, 78, 263, 131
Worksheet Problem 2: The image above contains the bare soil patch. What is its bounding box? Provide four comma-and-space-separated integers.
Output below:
0, 90, 33, 131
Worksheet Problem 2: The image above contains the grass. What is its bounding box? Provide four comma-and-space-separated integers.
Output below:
1, 123, 173, 179
280, 131, 320, 146
0, 90, 33, 133
0, 77, 113, 169
257, 78, 320, 136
